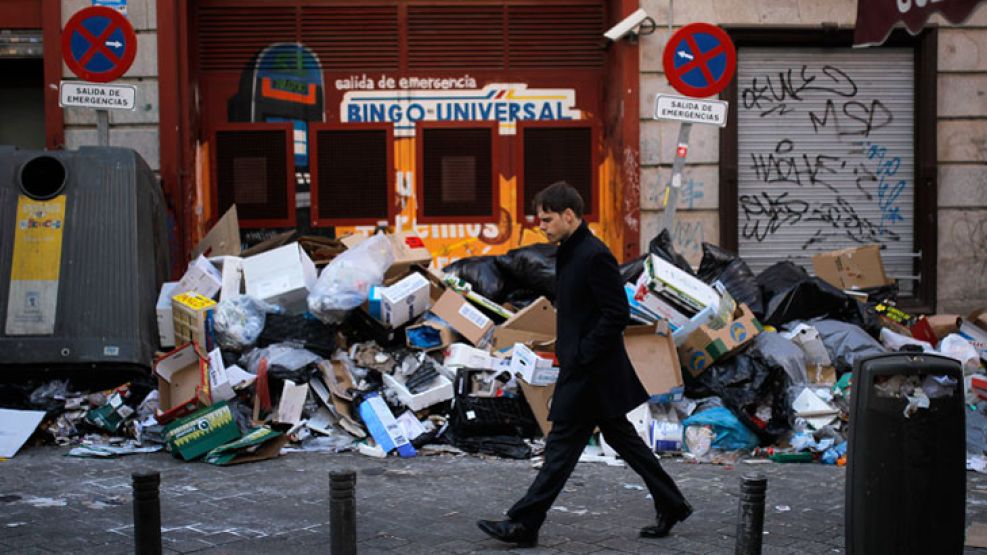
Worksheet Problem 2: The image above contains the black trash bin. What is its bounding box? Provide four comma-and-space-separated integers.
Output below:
846, 353, 965, 554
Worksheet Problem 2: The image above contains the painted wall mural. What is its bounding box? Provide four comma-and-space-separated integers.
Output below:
216, 42, 624, 266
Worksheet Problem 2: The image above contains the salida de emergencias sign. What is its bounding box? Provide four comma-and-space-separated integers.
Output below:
59, 82, 136, 111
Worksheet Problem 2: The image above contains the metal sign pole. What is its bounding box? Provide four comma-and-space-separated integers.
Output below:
660, 121, 691, 232
97, 109, 109, 146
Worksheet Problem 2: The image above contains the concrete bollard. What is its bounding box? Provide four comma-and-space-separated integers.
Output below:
132, 471, 162, 555
735, 473, 767, 555
330, 469, 357, 555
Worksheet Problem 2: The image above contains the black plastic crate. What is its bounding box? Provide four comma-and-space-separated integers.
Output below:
257, 313, 336, 357
449, 368, 540, 438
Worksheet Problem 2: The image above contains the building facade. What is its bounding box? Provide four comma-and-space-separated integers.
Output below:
2, 0, 985, 312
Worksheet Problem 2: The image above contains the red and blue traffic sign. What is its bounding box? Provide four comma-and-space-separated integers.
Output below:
61, 6, 136, 83
662, 22, 736, 98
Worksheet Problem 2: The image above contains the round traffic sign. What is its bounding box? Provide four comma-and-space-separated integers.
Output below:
61, 6, 137, 83
662, 22, 736, 98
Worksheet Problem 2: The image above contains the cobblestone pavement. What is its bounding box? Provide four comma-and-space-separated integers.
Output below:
1, 447, 986, 554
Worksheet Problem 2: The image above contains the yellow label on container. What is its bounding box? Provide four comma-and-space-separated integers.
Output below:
10, 195, 66, 281
173, 291, 217, 311
5, 195, 67, 335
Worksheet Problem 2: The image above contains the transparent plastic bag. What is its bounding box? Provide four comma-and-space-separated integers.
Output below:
214, 295, 283, 350
308, 234, 395, 324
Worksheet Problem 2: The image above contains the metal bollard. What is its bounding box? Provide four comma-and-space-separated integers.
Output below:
735, 473, 767, 555
330, 470, 357, 555
132, 471, 162, 555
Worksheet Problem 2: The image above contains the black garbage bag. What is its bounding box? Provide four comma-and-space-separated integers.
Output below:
756, 261, 880, 335
696, 243, 764, 318
688, 339, 794, 445
504, 288, 541, 310
443, 256, 510, 302
495, 243, 557, 300
648, 229, 694, 275
447, 433, 532, 459
619, 255, 646, 284
809, 319, 887, 376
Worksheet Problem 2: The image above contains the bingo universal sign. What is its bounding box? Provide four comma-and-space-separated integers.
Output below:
341, 83, 581, 136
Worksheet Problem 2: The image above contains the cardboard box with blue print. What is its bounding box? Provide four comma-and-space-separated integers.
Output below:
163, 401, 241, 461
678, 303, 763, 377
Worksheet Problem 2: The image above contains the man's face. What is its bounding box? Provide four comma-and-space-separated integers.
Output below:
537, 208, 576, 243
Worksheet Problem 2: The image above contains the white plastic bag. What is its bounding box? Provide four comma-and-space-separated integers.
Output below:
307, 234, 395, 323
214, 295, 282, 350
939, 334, 983, 374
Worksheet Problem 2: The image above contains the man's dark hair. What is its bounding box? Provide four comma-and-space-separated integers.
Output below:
532, 181, 584, 218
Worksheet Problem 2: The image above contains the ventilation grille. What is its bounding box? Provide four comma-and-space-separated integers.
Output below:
196, 6, 298, 71
314, 129, 390, 223
508, 5, 605, 68
422, 128, 493, 219
408, 5, 504, 69
301, 6, 400, 70
196, 2, 605, 72
523, 127, 593, 216
215, 129, 291, 224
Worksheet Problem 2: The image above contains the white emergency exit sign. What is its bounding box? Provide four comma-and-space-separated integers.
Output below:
653, 94, 728, 127
59, 81, 136, 110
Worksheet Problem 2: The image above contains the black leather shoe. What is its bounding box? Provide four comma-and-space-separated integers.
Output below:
640, 502, 693, 538
477, 519, 538, 548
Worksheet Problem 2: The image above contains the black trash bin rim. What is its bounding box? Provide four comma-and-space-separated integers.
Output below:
18, 155, 68, 200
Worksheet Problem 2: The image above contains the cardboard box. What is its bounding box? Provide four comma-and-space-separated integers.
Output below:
274, 381, 308, 425
192, 205, 241, 258
358, 393, 416, 457
442, 343, 496, 370
171, 291, 217, 351
624, 322, 684, 403
242, 242, 317, 314
154, 344, 211, 424
382, 371, 453, 412
812, 244, 893, 290
927, 314, 962, 340
970, 308, 987, 332
430, 289, 494, 347
379, 272, 431, 328
492, 296, 556, 352
177, 255, 223, 300
156, 281, 179, 348
163, 401, 241, 461
213, 256, 244, 302
644, 254, 721, 313
204, 426, 287, 466
678, 303, 763, 377
343, 231, 432, 280
206, 348, 236, 403
406, 321, 454, 352
509, 343, 558, 385
518, 379, 555, 437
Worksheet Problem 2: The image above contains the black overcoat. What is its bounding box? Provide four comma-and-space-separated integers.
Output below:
548, 221, 649, 422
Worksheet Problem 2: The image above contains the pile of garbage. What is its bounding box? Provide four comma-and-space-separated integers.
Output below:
2, 220, 986, 471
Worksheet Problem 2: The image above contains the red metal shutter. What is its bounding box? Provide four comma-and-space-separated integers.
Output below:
521, 126, 594, 217
301, 5, 400, 70
507, 4, 606, 69
195, 5, 298, 72
407, 5, 505, 70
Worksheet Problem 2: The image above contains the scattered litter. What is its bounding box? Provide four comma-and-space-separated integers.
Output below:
775, 505, 791, 512
551, 506, 588, 516
623, 483, 645, 491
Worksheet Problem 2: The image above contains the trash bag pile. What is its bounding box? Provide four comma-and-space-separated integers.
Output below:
4, 226, 987, 472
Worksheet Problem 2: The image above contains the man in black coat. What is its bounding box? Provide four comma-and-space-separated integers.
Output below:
477, 182, 692, 547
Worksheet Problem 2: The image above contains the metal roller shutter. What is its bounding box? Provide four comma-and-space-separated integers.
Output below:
736, 47, 915, 293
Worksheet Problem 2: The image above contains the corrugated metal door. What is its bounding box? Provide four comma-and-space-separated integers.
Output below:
736, 48, 915, 292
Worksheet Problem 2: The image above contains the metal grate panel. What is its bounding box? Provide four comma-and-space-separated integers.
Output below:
522, 126, 593, 216
196, 6, 298, 71
314, 129, 389, 222
421, 128, 493, 219
507, 4, 605, 68
215, 129, 291, 224
408, 5, 505, 70
302, 5, 400, 70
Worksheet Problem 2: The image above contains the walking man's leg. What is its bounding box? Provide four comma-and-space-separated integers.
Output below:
477, 419, 595, 547
598, 416, 692, 537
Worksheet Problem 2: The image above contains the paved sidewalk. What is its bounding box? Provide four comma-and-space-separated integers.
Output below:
1, 447, 986, 554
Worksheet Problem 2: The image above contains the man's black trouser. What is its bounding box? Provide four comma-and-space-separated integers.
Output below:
506, 415, 689, 530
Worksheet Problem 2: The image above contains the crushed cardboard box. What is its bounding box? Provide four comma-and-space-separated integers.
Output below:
624, 321, 684, 403
812, 244, 893, 290
678, 303, 763, 377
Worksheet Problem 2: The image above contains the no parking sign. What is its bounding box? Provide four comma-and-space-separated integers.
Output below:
662, 22, 736, 98
61, 6, 137, 83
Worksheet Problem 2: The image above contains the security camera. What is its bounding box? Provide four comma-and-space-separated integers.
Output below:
604, 8, 656, 43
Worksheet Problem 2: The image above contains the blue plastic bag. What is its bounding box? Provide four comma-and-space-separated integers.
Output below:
682, 407, 759, 452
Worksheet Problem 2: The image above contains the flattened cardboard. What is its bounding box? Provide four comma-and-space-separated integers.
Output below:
204, 427, 287, 466
154, 344, 210, 424
492, 296, 556, 351
274, 381, 308, 425
0, 409, 45, 458
430, 289, 494, 347
518, 379, 555, 437
678, 303, 763, 377
164, 402, 241, 461
156, 281, 179, 348
624, 322, 684, 402
192, 205, 241, 258
812, 244, 893, 290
